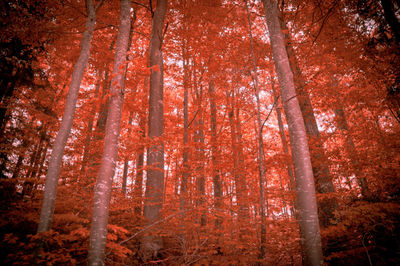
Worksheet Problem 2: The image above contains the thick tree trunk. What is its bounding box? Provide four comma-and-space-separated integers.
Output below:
37, 0, 101, 234
141, 0, 167, 260
263, 1, 324, 265
279, 11, 337, 228
87, 0, 131, 264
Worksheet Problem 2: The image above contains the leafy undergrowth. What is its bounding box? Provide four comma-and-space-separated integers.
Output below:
322, 200, 400, 265
1, 181, 400, 265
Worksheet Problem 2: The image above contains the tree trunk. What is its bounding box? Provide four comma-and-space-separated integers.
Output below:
272, 81, 295, 189
272, 79, 296, 217
279, 10, 337, 228
37, 0, 101, 234
227, 90, 249, 225
122, 113, 133, 195
35, 141, 50, 180
380, 0, 400, 44
193, 82, 206, 226
141, 0, 167, 260
80, 77, 102, 177
86, 54, 113, 187
262, 0, 324, 265
119, 17, 136, 195
334, 107, 370, 198
208, 81, 222, 228
244, 0, 267, 257
134, 111, 145, 216
180, 43, 189, 213
87, 0, 131, 264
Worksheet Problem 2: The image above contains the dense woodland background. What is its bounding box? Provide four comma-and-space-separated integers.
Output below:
1, 0, 400, 265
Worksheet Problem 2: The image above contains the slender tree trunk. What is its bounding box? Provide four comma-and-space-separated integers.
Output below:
262, 1, 323, 265
26, 138, 42, 179
180, 44, 189, 213
272, 81, 295, 189
208, 81, 222, 228
37, 0, 102, 234
134, 111, 145, 216
334, 107, 370, 198
30, 128, 48, 179
194, 85, 206, 226
122, 113, 133, 195
87, 0, 131, 264
119, 17, 136, 195
80, 78, 102, 177
141, 0, 167, 260
12, 152, 25, 179
35, 141, 50, 180
227, 91, 248, 225
0, 81, 15, 136
12, 134, 29, 179
272, 79, 296, 217
244, 0, 267, 258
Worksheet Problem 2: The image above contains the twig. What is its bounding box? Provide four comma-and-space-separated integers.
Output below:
362, 233, 373, 266
132, 1, 151, 11
188, 109, 200, 128
261, 95, 280, 132
105, 210, 186, 257
94, 0, 105, 11
149, 0, 154, 17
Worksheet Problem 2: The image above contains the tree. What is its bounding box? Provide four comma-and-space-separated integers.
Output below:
208, 81, 222, 227
262, 0, 323, 265
87, 0, 132, 264
37, 0, 104, 234
141, 0, 167, 260
244, 0, 267, 256
1, 0, 400, 265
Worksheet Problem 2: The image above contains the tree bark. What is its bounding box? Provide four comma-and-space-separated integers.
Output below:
180, 43, 189, 213
87, 0, 131, 264
134, 111, 145, 216
380, 0, 400, 44
334, 107, 370, 198
122, 113, 133, 195
272, 79, 296, 217
208, 81, 222, 228
37, 0, 102, 234
263, 1, 324, 265
194, 86, 206, 226
80, 77, 102, 177
272, 81, 295, 189
279, 10, 337, 228
244, 0, 266, 257
227, 90, 249, 225
141, 0, 167, 260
